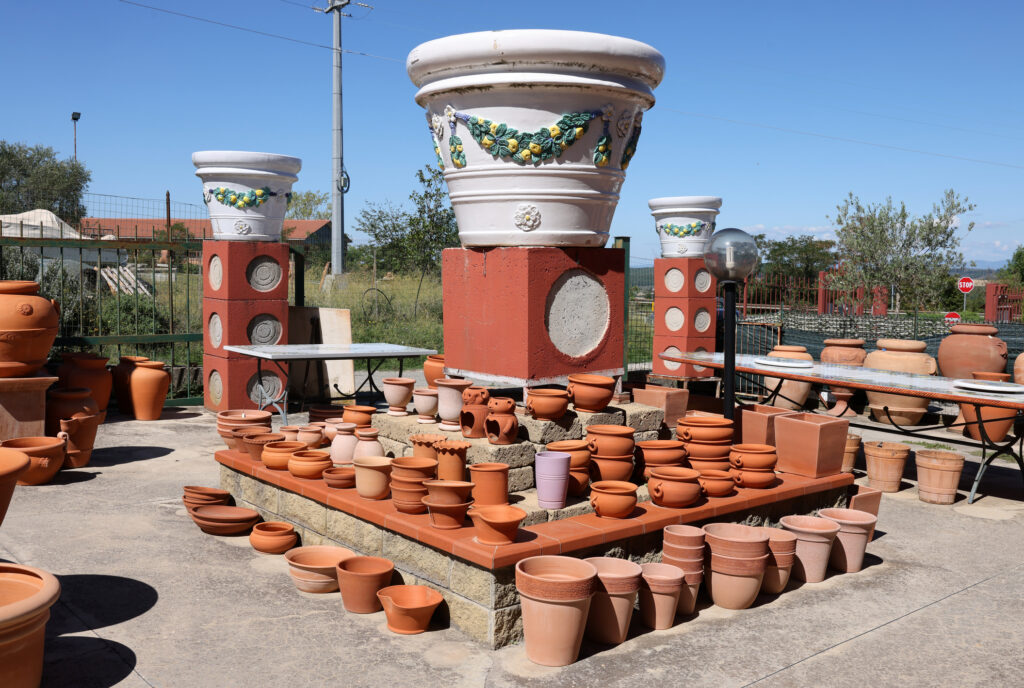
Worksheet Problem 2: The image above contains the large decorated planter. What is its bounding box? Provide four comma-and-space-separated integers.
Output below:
0, 281, 59, 378
193, 151, 301, 241
648, 196, 722, 257
407, 30, 665, 247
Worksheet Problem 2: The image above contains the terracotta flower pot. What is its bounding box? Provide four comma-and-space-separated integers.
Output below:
915, 449, 965, 505
589, 480, 637, 518
341, 404, 377, 428
351, 428, 384, 461
756, 527, 797, 594
469, 504, 526, 545
381, 377, 415, 416
230, 426, 269, 451
391, 456, 438, 481
729, 444, 778, 470
259, 440, 305, 470
422, 354, 446, 389
295, 426, 323, 449
67, 355, 113, 412
409, 433, 446, 459
535, 451, 571, 510
45, 386, 97, 435
738, 404, 796, 445
567, 467, 590, 497
677, 416, 735, 442
130, 360, 170, 421
662, 540, 705, 560
412, 388, 439, 423
937, 324, 1007, 380
188, 505, 260, 535
863, 441, 910, 492
681, 439, 732, 460
0, 280, 59, 379
698, 470, 735, 497
663, 524, 705, 547
590, 455, 635, 482
780, 515, 840, 583
459, 404, 488, 438
702, 523, 769, 558
0, 448, 30, 526
485, 397, 519, 445
638, 562, 684, 630
706, 553, 767, 609
586, 424, 636, 456
526, 388, 570, 420
435, 378, 473, 431
249, 522, 297, 554
323, 466, 356, 489
468, 462, 509, 506
864, 339, 936, 425
3, 435, 68, 486
422, 497, 472, 529
820, 339, 866, 416
329, 422, 359, 464
516, 555, 598, 666
337, 556, 395, 613
353, 456, 391, 500
773, 413, 849, 478
546, 440, 590, 469
113, 356, 148, 416
566, 373, 615, 413
59, 413, 101, 469
676, 572, 703, 616
842, 433, 862, 473
0, 563, 61, 688
287, 450, 332, 479
648, 466, 701, 508
584, 557, 642, 645
763, 345, 814, 410
434, 440, 471, 480
285, 545, 354, 593
818, 508, 877, 573
732, 467, 776, 489
636, 439, 685, 477
961, 372, 1016, 443
377, 585, 444, 634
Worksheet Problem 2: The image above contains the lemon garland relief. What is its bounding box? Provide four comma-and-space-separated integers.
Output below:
207, 186, 281, 209
449, 135, 466, 169
620, 118, 642, 170
457, 111, 599, 166
660, 220, 712, 238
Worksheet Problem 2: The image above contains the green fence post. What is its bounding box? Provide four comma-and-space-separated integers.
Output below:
614, 236, 630, 383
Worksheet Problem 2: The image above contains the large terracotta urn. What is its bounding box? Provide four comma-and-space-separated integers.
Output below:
407, 30, 665, 247
864, 339, 936, 425
112, 355, 147, 415
130, 361, 170, 421
937, 324, 1007, 380
649, 196, 722, 258
820, 339, 867, 417
67, 354, 113, 412
764, 345, 813, 410
0, 281, 59, 378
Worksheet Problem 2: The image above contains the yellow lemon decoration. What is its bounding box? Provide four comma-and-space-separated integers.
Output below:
507, 139, 519, 153
549, 125, 561, 137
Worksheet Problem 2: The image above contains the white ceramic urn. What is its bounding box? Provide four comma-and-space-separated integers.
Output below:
193, 151, 301, 241
649, 196, 723, 257
407, 30, 665, 247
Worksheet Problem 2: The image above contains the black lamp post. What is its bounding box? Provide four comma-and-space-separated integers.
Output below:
71, 112, 81, 160
703, 228, 759, 419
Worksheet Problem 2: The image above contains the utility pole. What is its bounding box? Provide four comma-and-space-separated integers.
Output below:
71, 112, 81, 160
324, 0, 350, 283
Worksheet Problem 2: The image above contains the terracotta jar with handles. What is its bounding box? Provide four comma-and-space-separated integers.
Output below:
0, 280, 60, 378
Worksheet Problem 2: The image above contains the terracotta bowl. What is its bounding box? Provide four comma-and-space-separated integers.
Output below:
229, 425, 272, 450
393, 498, 428, 515
589, 480, 638, 519
242, 433, 287, 463
377, 585, 444, 635
183, 486, 230, 503
288, 450, 333, 480
526, 388, 570, 420
249, 522, 298, 554
390, 456, 439, 481
422, 479, 475, 505
323, 466, 356, 489
586, 425, 636, 456
566, 373, 615, 412
648, 467, 702, 508
636, 439, 686, 464
702, 523, 770, 558
732, 468, 777, 489
390, 482, 428, 502
663, 524, 706, 547
590, 456, 635, 482
285, 545, 355, 592
422, 497, 472, 529
469, 504, 527, 545
682, 440, 733, 459
699, 470, 737, 498
687, 458, 731, 473
341, 405, 378, 427
545, 440, 590, 468
188, 505, 260, 535
260, 440, 308, 470
729, 444, 778, 470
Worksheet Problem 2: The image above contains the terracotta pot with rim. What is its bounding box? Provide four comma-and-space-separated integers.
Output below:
818, 507, 877, 573
676, 417, 734, 442
0, 280, 59, 379
960, 372, 1017, 443
842, 433, 862, 473
586, 424, 636, 456
287, 450, 332, 479
284, 545, 354, 593
112, 356, 147, 416
377, 585, 444, 635
434, 439, 471, 480
59, 413, 101, 469
409, 433, 446, 459
914, 449, 965, 505
584, 557, 642, 645
820, 338, 867, 416
323, 465, 355, 489
188, 505, 260, 535
0, 448, 30, 526
353, 456, 392, 500
863, 441, 910, 492
589, 480, 638, 518
412, 388, 438, 423
0, 562, 61, 688
329, 422, 359, 464
435, 378, 473, 431
341, 404, 377, 427
589, 455, 634, 482
295, 426, 323, 449
67, 354, 113, 412
780, 515, 841, 583
702, 522, 769, 558
698, 470, 735, 497
706, 552, 768, 609
566, 373, 615, 413
638, 562, 684, 630
937, 324, 1007, 380
422, 497, 473, 529
130, 360, 170, 420
636, 439, 685, 477
259, 440, 306, 470
3, 435, 69, 486
526, 388, 570, 420
468, 462, 508, 505
663, 524, 705, 547
864, 339, 936, 425
546, 440, 590, 468
469, 504, 526, 545
515, 555, 598, 667
764, 345, 814, 410
647, 466, 701, 508
230, 426, 269, 451
337, 556, 395, 613
728, 444, 778, 470
756, 527, 797, 594
351, 428, 384, 461
249, 522, 297, 554
382, 377, 416, 416
422, 354, 445, 389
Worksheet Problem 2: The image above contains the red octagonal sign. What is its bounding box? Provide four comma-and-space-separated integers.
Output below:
958, 276, 974, 294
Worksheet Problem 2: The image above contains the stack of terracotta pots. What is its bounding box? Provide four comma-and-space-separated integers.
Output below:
863, 441, 910, 492
780, 515, 840, 582
423, 479, 475, 528
515, 555, 598, 667
660, 525, 705, 615
728, 443, 777, 489
635, 439, 685, 478
757, 527, 797, 593
677, 416, 733, 472
584, 557, 642, 646
546, 440, 590, 496
216, 409, 272, 448
586, 424, 635, 481
702, 523, 769, 609
182, 485, 230, 509
460, 385, 490, 438
390, 456, 438, 514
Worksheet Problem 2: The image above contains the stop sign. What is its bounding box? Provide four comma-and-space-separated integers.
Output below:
945, 311, 961, 324
958, 276, 974, 294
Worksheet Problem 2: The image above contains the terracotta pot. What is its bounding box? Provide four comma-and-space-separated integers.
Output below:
285, 545, 354, 593
112, 356, 148, 415
67, 355, 112, 412
567, 467, 590, 497
409, 433, 446, 459
58, 413, 101, 469
216, 410, 271, 446
780, 515, 840, 583
864, 339, 936, 425
842, 433, 862, 473
434, 440, 471, 481
546, 440, 590, 469
351, 428, 384, 461
377, 585, 444, 634
773, 413, 849, 478
636, 439, 685, 477
764, 345, 814, 410
589, 480, 637, 518
703, 523, 769, 558
341, 404, 377, 427
259, 440, 305, 470
462, 385, 491, 406
1016, 351, 1024, 384
937, 324, 1007, 380
584, 557, 642, 645
677, 417, 734, 442
380, 376, 415, 416
128, 360, 169, 420
320, 418, 342, 442
732, 468, 776, 489
307, 422, 331, 446
0, 280, 59, 379
682, 439, 732, 459
188, 505, 260, 535
3, 435, 68, 486
535, 451, 571, 510
412, 388, 438, 423
470, 504, 526, 545
648, 466, 701, 508
729, 444, 777, 470
661, 553, 704, 576
515, 555, 598, 667
820, 338, 866, 416
45, 387, 97, 437
307, 405, 345, 424
663, 524, 705, 547
738, 404, 796, 445
526, 388, 570, 420
423, 354, 446, 389
230, 426, 269, 451
183, 485, 230, 503
435, 378, 474, 431
329, 422, 359, 464
294, 426, 323, 449
586, 424, 636, 456
391, 456, 438, 482
961, 372, 1016, 443
706, 557, 766, 609
287, 450, 332, 479
756, 527, 797, 594
422, 497, 472, 529
638, 562, 683, 630
676, 574, 703, 616
0, 562, 61, 688
662, 541, 705, 560
0, 448, 30, 521
337, 556, 395, 613
590, 455, 635, 482
468, 462, 509, 506
249, 522, 297, 554
485, 397, 519, 445
818, 508, 877, 573
863, 441, 910, 492
353, 456, 391, 499
566, 373, 615, 413
323, 466, 356, 489
915, 449, 965, 505
698, 470, 735, 497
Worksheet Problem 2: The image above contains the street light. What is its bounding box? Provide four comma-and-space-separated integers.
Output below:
703, 228, 759, 419
71, 112, 81, 160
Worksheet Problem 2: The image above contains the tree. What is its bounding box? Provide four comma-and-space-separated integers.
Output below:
997, 245, 1024, 287
286, 189, 330, 219
353, 201, 413, 274
760, 234, 836, 281
0, 141, 91, 224
826, 190, 974, 312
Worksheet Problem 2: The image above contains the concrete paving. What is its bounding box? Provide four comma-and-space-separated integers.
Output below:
1, 406, 1022, 688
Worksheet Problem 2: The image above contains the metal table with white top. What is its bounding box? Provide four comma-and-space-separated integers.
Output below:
223, 343, 437, 425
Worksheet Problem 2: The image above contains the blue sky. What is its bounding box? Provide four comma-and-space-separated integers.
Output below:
3, 0, 1021, 266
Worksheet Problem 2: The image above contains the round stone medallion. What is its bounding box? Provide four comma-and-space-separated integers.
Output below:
664, 306, 685, 332
662, 345, 682, 371
664, 267, 685, 293
694, 268, 712, 293
694, 308, 712, 333
247, 314, 283, 346
208, 313, 223, 349
246, 256, 283, 292
545, 269, 610, 358
247, 371, 282, 404
208, 370, 223, 406
208, 255, 223, 291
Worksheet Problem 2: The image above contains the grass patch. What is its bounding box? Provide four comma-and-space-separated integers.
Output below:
903, 440, 955, 450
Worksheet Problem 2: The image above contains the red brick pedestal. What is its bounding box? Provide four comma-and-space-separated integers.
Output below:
651, 257, 717, 378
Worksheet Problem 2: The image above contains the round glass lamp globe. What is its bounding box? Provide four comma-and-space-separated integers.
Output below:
703, 228, 759, 281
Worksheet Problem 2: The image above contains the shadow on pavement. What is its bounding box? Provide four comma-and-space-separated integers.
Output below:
42, 636, 137, 688
86, 446, 174, 468
47, 470, 100, 485
48, 574, 159, 634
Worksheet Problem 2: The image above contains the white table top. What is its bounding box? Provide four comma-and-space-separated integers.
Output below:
223, 343, 437, 361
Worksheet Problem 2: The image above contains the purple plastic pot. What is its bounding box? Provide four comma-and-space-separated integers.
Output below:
534, 451, 571, 510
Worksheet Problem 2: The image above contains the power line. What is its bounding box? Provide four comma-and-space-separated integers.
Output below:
661, 107, 1024, 171
117, 0, 401, 62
